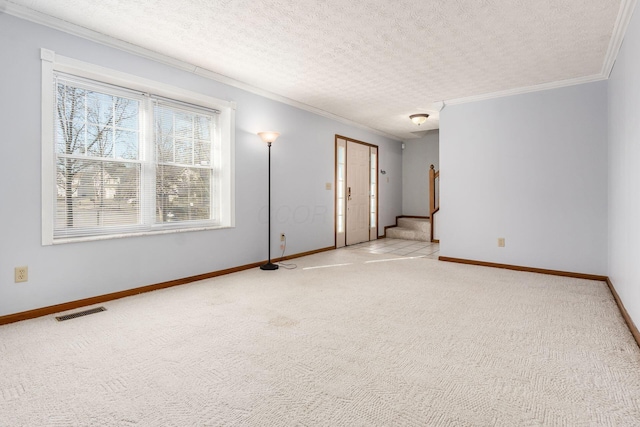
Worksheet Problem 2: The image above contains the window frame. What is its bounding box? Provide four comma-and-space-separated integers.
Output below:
41, 48, 236, 245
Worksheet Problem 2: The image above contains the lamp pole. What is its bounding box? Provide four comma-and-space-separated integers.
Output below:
258, 132, 280, 270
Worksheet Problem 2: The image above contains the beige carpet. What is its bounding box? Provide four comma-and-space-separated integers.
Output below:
1, 249, 639, 426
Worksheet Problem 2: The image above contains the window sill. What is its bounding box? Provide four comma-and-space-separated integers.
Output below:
49, 224, 234, 245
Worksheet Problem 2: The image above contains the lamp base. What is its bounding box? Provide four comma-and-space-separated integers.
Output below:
260, 262, 279, 271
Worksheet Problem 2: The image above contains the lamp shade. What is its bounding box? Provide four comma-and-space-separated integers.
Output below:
258, 131, 280, 144
409, 114, 429, 125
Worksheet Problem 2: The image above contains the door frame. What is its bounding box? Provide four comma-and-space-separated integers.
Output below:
335, 135, 379, 248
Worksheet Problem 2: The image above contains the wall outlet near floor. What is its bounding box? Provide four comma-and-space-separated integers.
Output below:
15, 266, 28, 283
497, 238, 505, 247
280, 233, 285, 242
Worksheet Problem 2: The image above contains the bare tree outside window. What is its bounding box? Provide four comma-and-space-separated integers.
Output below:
154, 103, 213, 223
55, 81, 140, 231
47, 70, 224, 243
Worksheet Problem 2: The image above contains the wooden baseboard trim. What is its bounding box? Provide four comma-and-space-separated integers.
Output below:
0, 245, 336, 326
274, 245, 335, 263
438, 257, 640, 347
606, 278, 640, 348
382, 224, 396, 238
438, 256, 608, 281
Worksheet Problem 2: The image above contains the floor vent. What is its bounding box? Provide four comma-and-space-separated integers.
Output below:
55, 307, 106, 322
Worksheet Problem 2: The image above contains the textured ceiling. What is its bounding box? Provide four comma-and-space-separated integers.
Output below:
3, 0, 629, 140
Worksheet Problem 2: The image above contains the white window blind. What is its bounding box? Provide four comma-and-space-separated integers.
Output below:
47, 68, 230, 243
54, 74, 145, 239
152, 99, 220, 226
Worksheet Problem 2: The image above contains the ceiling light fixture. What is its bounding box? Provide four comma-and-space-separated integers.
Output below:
410, 114, 429, 125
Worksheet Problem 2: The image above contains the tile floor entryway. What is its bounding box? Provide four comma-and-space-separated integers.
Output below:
343, 238, 440, 259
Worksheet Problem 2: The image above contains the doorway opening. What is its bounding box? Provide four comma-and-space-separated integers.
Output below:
335, 135, 378, 248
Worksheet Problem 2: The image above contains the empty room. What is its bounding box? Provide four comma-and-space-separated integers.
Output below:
1, 0, 639, 425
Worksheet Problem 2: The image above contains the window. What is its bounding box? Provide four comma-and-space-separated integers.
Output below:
370, 150, 377, 228
42, 49, 235, 244
54, 76, 144, 237
336, 144, 346, 233
154, 100, 219, 225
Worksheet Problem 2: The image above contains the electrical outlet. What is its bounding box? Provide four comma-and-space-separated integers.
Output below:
280, 233, 285, 241
497, 238, 505, 247
15, 266, 28, 283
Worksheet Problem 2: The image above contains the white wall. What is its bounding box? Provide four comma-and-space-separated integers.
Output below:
0, 14, 402, 316
439, 81, 608, 275
608, 7, 640, 329
402, 131, 439, 216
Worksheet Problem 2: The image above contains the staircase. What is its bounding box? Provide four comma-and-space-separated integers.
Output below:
386, 217, 431, 242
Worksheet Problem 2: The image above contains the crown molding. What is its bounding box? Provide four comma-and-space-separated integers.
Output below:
3, 0, 636, 135
0, 0, 401, 142
602, 0, 638, 77
191, 66, 401, 141
0, 0, 195, 72
444, 0, 637, 107
444, 73, 608, 106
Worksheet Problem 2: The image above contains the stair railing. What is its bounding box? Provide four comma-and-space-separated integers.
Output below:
429, 164, 439, 243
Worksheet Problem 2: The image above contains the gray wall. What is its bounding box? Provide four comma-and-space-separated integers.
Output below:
608, 7, 640, 331
0, 14, 402, 316
439, 81, 608, 275
402, 131, 439, 216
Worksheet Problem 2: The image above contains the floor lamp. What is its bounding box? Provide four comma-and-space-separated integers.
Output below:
258, 131, 280, 271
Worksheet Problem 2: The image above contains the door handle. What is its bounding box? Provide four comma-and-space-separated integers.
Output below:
347, 186, 352, 200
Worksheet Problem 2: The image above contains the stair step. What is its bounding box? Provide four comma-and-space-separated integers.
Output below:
386, 226, 430, 242
397, 217, 430, 232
